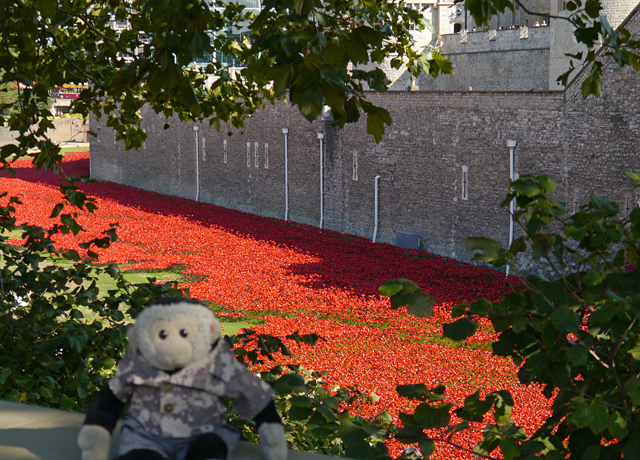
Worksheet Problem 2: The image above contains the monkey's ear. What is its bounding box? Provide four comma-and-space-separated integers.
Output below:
210, 318, 222, 343
126, 326, 138, 350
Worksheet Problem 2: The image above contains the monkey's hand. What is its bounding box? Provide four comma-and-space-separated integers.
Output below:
258, 422, 287, 460
77, 424, 111, 460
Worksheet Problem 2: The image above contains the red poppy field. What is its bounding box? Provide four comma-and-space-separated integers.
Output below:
3, 152, 552, 458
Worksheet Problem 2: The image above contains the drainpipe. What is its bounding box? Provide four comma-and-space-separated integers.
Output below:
373, 175, 381, 243
318, 132, 324, 229
506, 139, 517, 276
283, 128, 289, 221
194, 125, 200, 202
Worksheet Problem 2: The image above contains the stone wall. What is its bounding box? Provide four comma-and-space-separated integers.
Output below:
0, 118, 89, 146
89, 89, 568, 274
559, 2, 640, 214
89, 6, 640, 275
417, 26, 551, 91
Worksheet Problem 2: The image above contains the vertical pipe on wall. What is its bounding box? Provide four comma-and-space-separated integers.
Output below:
194, 125, 200, 202
507, 139, 517, 276
318, 132, 324, 229
373, 175, 381, 243
282, 128, 289, 221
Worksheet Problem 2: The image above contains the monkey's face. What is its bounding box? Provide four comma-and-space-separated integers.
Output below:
130, 300, 222, 371
147, 317, 199, 370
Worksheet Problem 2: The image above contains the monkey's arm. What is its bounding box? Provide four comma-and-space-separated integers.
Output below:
77, 385, 127, 460
84, 385, 127, 432
255, 401, 287, 460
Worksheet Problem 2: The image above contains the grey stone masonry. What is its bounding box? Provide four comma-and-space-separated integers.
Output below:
89, 6, 640, 275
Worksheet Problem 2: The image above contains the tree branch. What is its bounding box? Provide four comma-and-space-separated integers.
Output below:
56, 7, 136, 59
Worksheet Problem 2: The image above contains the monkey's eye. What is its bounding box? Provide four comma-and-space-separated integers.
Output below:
159, 330, 168, 339
180, 329, 189, 338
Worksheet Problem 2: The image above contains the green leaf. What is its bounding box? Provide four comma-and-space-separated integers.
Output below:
581, 445, 600, 460
407, 292, 436, 318
629, 342, 640, 361
290, 84, 323, 122
464, 237, 505, 265
500, 437, 520, 460
379, 280, 404, 297
581, 62, 603, 98
418, 439, 435, 458
589, 400, 608, 434
338, 420, 390, 460
629, 207, 640, 224
537, 175, 556, 192
414, 403, 451, 428
590, 194, 619, 216
290, 395, 313, 408
512, 179, 541, 197
269, 64, 295, 100
451, 303, 467, 318
274, 373, 307, 395
397, 384, 445, 402
366, 108, 392, 143
367, 68, 391, 93
621, 432, 640, 460
608, 410, 629, 439
568, 397, 593, 429
442, 318, 478, 341
550, 305, 580, 332
568, 345, 589, 366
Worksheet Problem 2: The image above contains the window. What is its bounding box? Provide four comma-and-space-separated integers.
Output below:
246, 142, 251, 167
254, 142, 259, 167
264, 143, 269, 169
454, 23, 462, 33
97, 127, 102, 142
223, 139, 228, 164
352, 151, 358, 181
202, 136, 206, 162
461, 166, 468, 200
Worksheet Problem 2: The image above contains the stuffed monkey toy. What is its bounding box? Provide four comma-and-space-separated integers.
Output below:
77, 297, 287, 460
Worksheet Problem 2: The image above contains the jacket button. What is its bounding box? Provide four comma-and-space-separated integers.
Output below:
164, 404, 174, 413
163, 383, 174, 391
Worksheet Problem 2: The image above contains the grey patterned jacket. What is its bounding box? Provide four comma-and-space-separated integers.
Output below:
108, 339, 275, 438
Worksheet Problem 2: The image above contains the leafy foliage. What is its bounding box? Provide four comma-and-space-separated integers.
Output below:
0, 0, 446, 426
3, 0, 640, 457
0, 213, 182, 410
382, 173, 640, 459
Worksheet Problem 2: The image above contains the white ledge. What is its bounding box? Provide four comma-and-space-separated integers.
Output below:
0, 400, 346, 460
